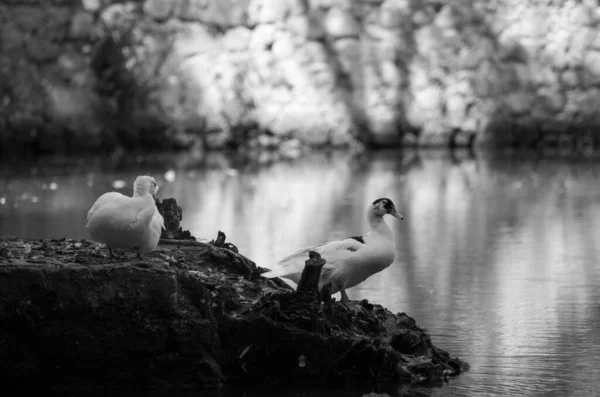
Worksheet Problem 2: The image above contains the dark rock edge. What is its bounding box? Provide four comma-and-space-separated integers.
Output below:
0, 200, 469, 395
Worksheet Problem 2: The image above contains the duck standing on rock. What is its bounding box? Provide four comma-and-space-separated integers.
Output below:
86, 175, 165, 259
261, 198, 403, 304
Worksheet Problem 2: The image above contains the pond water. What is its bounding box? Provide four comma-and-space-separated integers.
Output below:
1, 149, 600, 397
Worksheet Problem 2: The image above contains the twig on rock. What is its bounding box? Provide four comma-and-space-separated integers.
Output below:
296, 251, 326, 297
321, 282, 333, 306
209, 231, 239, 253
211, 231, 227, 248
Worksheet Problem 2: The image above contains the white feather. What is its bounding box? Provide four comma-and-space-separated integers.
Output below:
262, 198, 401, 297
86, 176, 164, 256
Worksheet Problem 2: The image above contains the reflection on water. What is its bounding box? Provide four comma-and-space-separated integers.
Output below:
2, 150, 600, 397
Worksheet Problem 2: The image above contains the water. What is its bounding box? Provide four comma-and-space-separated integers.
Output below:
1, 149, 600, 397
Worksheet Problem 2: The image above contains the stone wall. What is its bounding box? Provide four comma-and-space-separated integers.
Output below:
1, 0, 600, 153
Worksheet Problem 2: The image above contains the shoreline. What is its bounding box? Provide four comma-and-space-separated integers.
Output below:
0, 234, 469, 394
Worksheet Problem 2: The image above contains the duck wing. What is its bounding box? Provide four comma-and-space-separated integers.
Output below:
86, 194, 157, 249
261, 235, 367, 279
86, 192, 126, 225
137, 205, 165, 255
130, 199, 160, 234
152, 208, 165, 231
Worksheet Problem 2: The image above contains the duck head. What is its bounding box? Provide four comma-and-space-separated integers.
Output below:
133, 175, 159, 198
371, 198, 403, 220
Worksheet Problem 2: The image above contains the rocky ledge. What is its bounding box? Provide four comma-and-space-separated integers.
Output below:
0, 201, 468, 395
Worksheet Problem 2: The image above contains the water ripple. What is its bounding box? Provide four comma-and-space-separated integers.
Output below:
2, 151, 600, 397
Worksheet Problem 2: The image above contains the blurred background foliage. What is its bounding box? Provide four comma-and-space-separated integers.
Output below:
1, 0, 600, 157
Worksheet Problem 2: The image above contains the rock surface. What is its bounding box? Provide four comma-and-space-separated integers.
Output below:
0, 234, 468, 394
4, 1, 598, 151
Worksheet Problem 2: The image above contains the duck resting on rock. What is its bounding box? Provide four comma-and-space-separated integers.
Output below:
86, 175, 165, 260
261, 198, 403, 305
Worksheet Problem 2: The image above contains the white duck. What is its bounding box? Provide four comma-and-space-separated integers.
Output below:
86, 175, 165, 259
261, 198, 403, 304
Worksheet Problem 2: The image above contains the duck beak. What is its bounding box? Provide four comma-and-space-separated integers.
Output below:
390, 209, 404, 220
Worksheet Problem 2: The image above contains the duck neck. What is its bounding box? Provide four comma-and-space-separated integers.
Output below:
367, 212, 393, 237
133, 185, 150, 198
